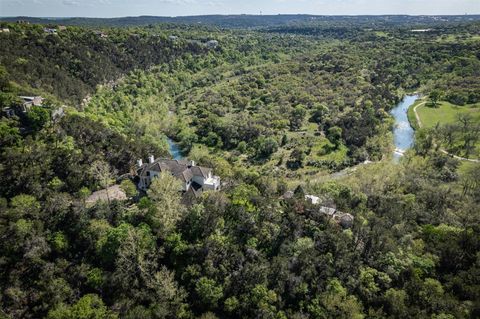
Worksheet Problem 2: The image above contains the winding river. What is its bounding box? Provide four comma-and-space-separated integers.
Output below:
390, 94, 419, 159
167, 137, 184, 160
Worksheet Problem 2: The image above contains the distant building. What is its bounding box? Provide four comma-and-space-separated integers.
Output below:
169, 35, 178, 41
280, 193, 355, 229
44, 28, 57, 34
411, 29, 433, 32
94, 31, 108, 38
58, 25, 67, 31
206, 40, 219, 49
318, 205, 337, 216
137, 156, 220, 198
19, 96, 44, 112
0, 28, 10, 33
305, 194, 320, 205
318, 203, 354, 229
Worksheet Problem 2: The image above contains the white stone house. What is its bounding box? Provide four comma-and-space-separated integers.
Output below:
136, 156, 220, 197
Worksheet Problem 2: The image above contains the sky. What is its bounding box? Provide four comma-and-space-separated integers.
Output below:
1, 0, 479, 18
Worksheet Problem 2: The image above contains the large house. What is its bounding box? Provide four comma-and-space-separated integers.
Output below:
137, 156, 220, 197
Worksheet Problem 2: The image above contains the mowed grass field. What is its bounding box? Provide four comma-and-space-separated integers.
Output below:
412, 100, 480, 159
416, 101, 480, 128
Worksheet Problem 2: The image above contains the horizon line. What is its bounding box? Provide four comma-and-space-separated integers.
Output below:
2, 13, 480, 19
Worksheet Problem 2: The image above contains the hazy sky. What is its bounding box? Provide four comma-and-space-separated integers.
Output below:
1, 0, 479, 18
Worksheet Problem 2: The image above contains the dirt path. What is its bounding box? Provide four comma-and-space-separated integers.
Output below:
413, 101, 426, 128
413, 100, 479, 163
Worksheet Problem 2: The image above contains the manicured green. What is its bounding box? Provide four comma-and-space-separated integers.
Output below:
416, 101, 480, 128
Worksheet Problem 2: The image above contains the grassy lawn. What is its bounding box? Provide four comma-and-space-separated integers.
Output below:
416, 101, 480, 128
414, 100, 480, 158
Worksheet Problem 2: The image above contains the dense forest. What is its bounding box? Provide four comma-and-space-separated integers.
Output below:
2, 14, 480, 28
1, 16, 480, 319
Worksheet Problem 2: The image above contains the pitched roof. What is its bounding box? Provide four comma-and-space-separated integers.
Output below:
191, 165, 211, 178
138, 158, 211, 183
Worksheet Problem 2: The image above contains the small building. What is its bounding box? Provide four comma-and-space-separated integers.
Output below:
0, 28, 10, 33
58, 25, 67, 31
137, 156, 220, 197
169, 35, 178, 41
94, 31, 108, 38
19, 96, 44, 112
319, 205, 337, 217
305, 194, 320, 205
206, 40, 219, 49
303, 193, 354, 229
44, 28, 57, 34
411, 29, 433, 33
319, 206, 354, 229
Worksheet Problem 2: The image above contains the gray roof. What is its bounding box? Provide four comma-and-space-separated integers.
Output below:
191, 165, 211, 178
319, 206, 336, 216
138, 158, 211, 183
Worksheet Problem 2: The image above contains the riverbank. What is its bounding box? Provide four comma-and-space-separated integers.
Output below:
407, 98, 425, 130
390, 94, 419, 158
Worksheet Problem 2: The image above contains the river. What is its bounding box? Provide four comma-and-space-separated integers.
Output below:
167, 137, 184, 160
390, 94, 419, 159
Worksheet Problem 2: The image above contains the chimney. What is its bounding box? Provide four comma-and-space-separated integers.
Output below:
148, 155, 155, 163
189, 160, 195, 167
137, 159, 143, 167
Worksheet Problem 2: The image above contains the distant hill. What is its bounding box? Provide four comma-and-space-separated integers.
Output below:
0, 23, 209, 104
2, 14, 480, 29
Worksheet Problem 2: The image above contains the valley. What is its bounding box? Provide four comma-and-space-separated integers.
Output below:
0, 14, 480, 319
